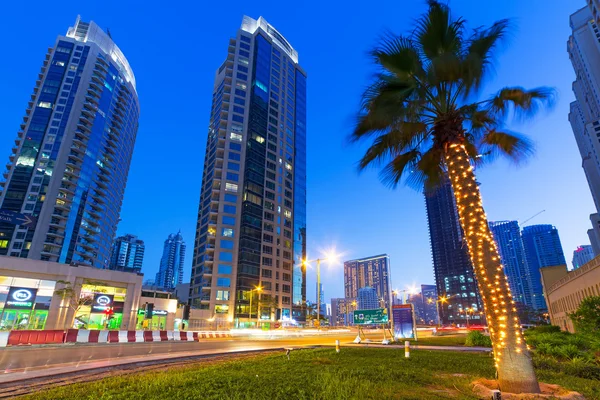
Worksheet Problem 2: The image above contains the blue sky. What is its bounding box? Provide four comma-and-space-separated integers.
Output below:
0, 1, 591, 302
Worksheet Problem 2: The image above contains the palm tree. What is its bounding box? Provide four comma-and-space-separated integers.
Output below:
351, 1, 554, 394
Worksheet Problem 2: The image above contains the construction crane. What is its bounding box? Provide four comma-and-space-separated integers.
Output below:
521, 210, 545, 225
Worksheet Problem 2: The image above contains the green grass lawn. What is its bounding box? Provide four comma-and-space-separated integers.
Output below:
409, 335, 467, 347
23, 348, 600, 400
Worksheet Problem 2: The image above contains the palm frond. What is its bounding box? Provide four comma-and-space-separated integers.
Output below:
479, 129, 534, 164
407, 147, 445, 191
371, 32, 425, 79
415, 1, 464, 61
379, 150, 421, 188
487, 86, 556, 121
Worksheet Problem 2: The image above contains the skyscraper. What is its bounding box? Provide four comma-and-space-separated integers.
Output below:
357, 287, 379, 310
572, 245, 594, 270
109, 234, 144, 273
155, 232, 185, 291
521, 224, 566, 310
189, 16, 307, 328
330, 298, 356, 326
0, 17, 139, 269
425, 178, 483, 325
568, 6, 600, 243
344, 254, 392, 309
489, 221, 534, 309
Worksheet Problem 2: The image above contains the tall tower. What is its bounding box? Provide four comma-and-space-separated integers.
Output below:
155, 232, 186, 291
572, 244, 594, 270
189, 17, 307, 328
424, 178, 483, 325
521, 224, 566, 310
0, 17, 139, 268
489, 221, 534, 309
109, 234, 144, 273
343, 254, 392, 309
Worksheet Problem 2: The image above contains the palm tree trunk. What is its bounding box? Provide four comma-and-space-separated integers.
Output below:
445, 143, 540, 394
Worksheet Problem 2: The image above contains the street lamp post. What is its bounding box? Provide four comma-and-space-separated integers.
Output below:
303, 252, 338, 328
248, 286, 262, 327
428, 295, 451, 327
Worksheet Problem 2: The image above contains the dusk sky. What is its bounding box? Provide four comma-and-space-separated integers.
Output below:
0, 1, 591, 302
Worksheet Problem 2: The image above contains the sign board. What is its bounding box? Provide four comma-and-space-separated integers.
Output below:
392, 304, 416, 339
5, 287, 37, 309
353, 308, 389, 325
91, 293, 114, 313
0, 209, 37, 228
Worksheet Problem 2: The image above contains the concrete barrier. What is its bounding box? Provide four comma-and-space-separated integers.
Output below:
0, 332, 9, 347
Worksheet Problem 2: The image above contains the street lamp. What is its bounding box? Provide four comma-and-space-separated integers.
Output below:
248, 286, 262, 327
392, 286, 418, 305
428, 295, 452, 327
303, 251, 339, 326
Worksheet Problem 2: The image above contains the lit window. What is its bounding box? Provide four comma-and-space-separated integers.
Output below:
221, 228, 234, 237
54, 61, 65, 67
38, 102, 53, 109
216, 290, 230, 301
230, 132, 242, 141
225, 183, 238, 192
0, 240, 7, 249
255, 135, 265, 144
215, 304, 229, 313
285, 163, 292, 171
284, 210, 291, 218
236, 82, 247, 90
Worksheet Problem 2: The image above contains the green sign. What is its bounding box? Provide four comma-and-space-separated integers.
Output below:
353, 308, 389, 325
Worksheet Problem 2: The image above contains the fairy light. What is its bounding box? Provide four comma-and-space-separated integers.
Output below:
445, 143, 529, 373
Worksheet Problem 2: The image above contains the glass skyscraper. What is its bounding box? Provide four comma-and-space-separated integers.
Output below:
109, 234, 144, 273
521, 224, 566, 311
343, 254, 392, 309
189, 16, 307, 328
425, 178, 483, 325
0, 17, 139, 268
489, 220, 534, 309
155, 231, 186, 291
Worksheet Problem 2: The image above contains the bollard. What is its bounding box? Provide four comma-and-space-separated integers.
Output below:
335, 340, 340, 353
491, 390, 501, 400
405, 341, 410, 358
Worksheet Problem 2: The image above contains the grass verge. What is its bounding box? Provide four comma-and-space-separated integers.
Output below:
22, 347, 599, 400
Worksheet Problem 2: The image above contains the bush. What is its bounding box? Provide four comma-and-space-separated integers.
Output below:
465, 331, 492, 347
557, 344, 581, 360
528, 325, 561, 334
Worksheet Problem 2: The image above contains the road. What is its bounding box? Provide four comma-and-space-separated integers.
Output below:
0, 331, 375, 372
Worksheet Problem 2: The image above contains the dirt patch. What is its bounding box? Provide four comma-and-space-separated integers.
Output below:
472, 379, 585, 400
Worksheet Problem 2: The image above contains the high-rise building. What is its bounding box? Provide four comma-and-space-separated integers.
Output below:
489, 221, 534, 309
420, 284, 439, 324
109, 234, 144, 273
568, 6, 600, 243
521, 224, 566, 310
155, 232, 186, 291
425, 178, 483, 325
572, 245, 595, 270
188, 16, 307, 328
344, 254, 392, 309
330, 297, 356, 326
357, 287, 379, 310
588, 213, 600, 255
0, 17, 139, 268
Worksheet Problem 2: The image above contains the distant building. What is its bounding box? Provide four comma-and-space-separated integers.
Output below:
357, 287, 379, 310
331, 298, 356, 326
406, 285, 439, 325
522, 224, 567, 311
489, 221, 534, 309
572, 245, 594, 270
541, 255, 600, 332
344, 254, 392, 309
110, 234, 145, 273
425, 178, 483, 325
155, 232, 186, 291
316, 282, 325, 317
174, 282, 190, 304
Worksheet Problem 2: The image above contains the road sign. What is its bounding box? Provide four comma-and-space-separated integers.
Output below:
0, 209, 37, 228
353, 308, 389, 325
392, 304, 416, 339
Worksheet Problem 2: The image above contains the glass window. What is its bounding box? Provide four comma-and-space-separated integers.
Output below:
230, 132, 243, 141
224, 194, 237, 202
228, 153, 241, 161
224, 205, 236, 214
220, 239, 234, 249
38, 102, 53, 109
217, 278, 231, 287
215, 304, 229, 313
229, 142, 242, 151
228, 162, 240, 171
226, 172, 239, 182
219, 252, 233, 262
222, 216, 235, 225
221, 228, 234, 237
216, 290, 230, 301
218, 265, 232, 274
225, 183, 238, 192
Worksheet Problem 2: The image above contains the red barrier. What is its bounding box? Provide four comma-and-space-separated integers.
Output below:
193, 332, 198, 341
160, 331, 168, 341
89, 330, 100, 343
65, 329, 78, 343
108, 331, 119, 343
143, 331, 153, 342
127, 331, 136, 342
7, 330, 65, 346
179, 332, 187, 341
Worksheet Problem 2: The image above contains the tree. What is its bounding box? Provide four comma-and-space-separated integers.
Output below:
350, 1, 554, 393
54, 279, 107, 329
569, 296, 600, 335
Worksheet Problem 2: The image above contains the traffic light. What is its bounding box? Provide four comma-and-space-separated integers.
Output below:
144, 302, 154, 319
104, 307, 114, 317
182, 304, 190, 320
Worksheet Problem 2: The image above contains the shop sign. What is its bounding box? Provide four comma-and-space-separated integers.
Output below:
392, 304, 416, 339
153, 310, 168, 316
6, 287, 38, 309
91, 293, 114, 313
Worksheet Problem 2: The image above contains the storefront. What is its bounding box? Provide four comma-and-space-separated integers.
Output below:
74, 284, 128, 330
136, 289, 178, 330
136, 309, 168, 330
0, 277, 56, 330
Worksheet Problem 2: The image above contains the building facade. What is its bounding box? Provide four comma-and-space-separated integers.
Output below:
572, 245, 595, 270
0, 17, 139, 269
109, 234, 144, 273
489, 220, 534, 309
188, 16, 307, 328
425, 178, 483, 325
330, 297, 356, 326
357, 287, 379, 310
155, 232, 185, 291
541, 256, 600, 333
344, 254, 392, 310
521, 224, 567, 311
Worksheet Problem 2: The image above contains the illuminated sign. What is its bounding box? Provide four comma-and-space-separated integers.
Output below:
91, 293, 114, 313
6, 287, 38, 309
153, 310, 168, 316
392, 304, 417, 340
